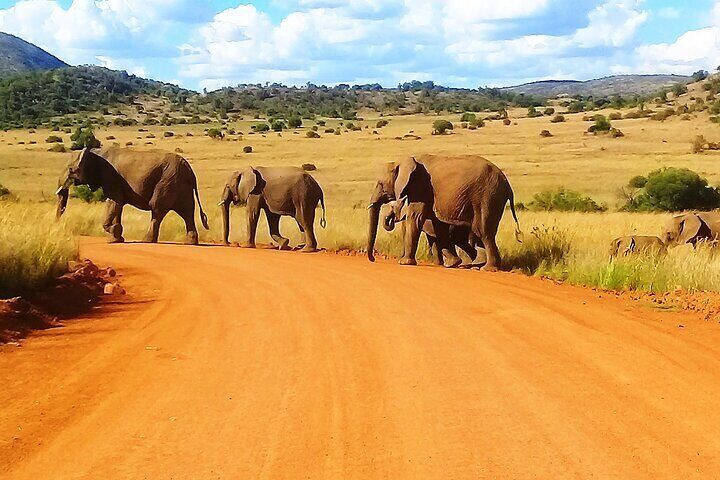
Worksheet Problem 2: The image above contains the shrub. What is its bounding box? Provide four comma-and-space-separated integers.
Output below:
376, 120, 389, 128
207, 128, 223, 139
71, 185, 106, 203
325, 128, 336, 134
125, 141, 133, 146
550, 114, 565, 123
288, 116, 302, 128
243, 146, 253, 153
460, 113, 476, 123
271, 120, 285, 132
70, 127, 101, 151
609, 127, 624, 138
432, 120, 453, 135
588, 115, 611, 133
47, 144, 67, 153
163, 131, 174, 137
106, 135, 115, 140
527, 106, 542, 118
252, 123, 270, 132
624, 168, 720, 212
503, 118, 511, 126
540, 130, 553, 137
608, 112, 622, 121
316, 120, 326, 126
306, 131, 321, 138
543, 107, 555, 116
528, 188, 606, 212
302, 163, 317, 171
45, 135, 63, 143
650, 108, 675, 121
0, 183, 11, 199
504, 226, 572, 275
628, 175, 647, 188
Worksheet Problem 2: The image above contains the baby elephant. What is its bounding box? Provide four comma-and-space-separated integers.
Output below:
220, 166, 326, 252
609, 235, 666, 257
381, 199, 481, 267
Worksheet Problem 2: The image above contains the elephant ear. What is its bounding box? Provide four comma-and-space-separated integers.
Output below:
237, 167, 260, 200
394, 156, 418, 200
678, 214, 708, 245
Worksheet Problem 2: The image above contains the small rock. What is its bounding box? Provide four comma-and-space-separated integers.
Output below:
103, 283, 125, 295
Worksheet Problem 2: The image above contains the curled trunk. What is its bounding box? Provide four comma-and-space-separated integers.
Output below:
367, 204, 380, 262
56, 188, 69, 219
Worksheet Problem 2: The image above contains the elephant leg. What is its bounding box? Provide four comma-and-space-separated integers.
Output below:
426, 234, 443, 266
267, 212, 290, 250
431, 219, 461, 268
241, 196, 261, 248
474, 206, 502, 272
105, 201, 125, 244
182, 209, 200, 245
144, 208, 168, 243
299, 209, 318, 253
399, 203, 424, 266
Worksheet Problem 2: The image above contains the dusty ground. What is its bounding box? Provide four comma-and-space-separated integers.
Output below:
1, 239, 720, 479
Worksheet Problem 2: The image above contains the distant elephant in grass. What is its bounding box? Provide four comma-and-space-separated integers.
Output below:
609, 235, 666, 257
220, 166, 326, 252
381, 199, 482, 266
367, 154, 521, 270
662, 212, 720, 247
56, 147, 209, 244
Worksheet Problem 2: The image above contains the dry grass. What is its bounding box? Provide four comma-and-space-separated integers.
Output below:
2, 110, 720, 293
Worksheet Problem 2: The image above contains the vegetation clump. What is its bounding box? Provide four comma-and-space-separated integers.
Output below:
540, 130, 553, 137
207, 128, 223, 139
302, 163, 317, 171
432, 120, 453, 135
550, 114, 565, 123
306, 131, 321, 138
623, 168, 720, 212
71, 185, 106, 203
527, 188, 606, 212
243, 146, 253, 153
70, 127, 101, 150
45, 135, 63, 143
587, 115, 611, 133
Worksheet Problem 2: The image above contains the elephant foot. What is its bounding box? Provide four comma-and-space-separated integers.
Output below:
481, 264, 499, 272
277, 239, 291, 251
443, 256, 462, 269
108, 236, 125, 244
301, 245, 318, 253
239, 242, 256, 249
399, 258, 417, 266
186, 232, 200, 245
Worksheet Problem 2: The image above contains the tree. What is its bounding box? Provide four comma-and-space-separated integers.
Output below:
692, 70, 709, 82
432, 120, 453, 135
288, 116, 302, 128
624, 168, 720, 212
70, 127, 101, 150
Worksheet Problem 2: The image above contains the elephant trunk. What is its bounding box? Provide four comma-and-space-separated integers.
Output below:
367, 203, 381, 262
383, 210, 395, 232
221, 187, 232, 245
56, 187, 69, 219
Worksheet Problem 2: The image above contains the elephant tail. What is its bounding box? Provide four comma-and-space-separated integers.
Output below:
507, 186, 523, 243
319, 193, 327, 229
195, 185, 210, 230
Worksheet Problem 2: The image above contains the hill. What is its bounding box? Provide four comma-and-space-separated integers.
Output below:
501, 75, 693, 98
0, 32, 68, 76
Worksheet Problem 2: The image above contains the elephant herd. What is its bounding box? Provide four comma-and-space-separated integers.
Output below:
56, 147, 520, 270
56, 146, 718, 270
611, 212, 720, 257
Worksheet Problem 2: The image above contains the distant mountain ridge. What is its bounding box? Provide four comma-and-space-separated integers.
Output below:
500, 75, 693, 98
0, 32, 68, 76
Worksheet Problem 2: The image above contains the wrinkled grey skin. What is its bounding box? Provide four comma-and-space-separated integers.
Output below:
367, 154, 521, 271
57, 147, 209, 244
381, 199, 481, 266
662, 212, 720, 247
221, 166, 326, 252
609, 235, 666, 257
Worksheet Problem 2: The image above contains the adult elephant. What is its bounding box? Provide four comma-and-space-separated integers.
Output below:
662, 212, 720, 247
367, 154, 521, 271
220, 166, 326, 252
56, 147, 209, 244
381, 199, 481, 266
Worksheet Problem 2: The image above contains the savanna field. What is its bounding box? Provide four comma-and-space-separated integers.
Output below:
2, 104, 720, 294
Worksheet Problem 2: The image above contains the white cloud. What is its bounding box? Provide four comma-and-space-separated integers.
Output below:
631, 27, 720, 74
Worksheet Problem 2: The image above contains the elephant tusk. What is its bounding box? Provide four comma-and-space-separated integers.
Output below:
55, 187, 64, 195
218, 201, 225, 206
366, 203, 375, 210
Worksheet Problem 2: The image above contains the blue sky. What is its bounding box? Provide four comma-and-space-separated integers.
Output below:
0, 0, 718, 91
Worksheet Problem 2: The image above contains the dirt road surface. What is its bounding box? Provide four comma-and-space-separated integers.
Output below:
2, 239, 720, 479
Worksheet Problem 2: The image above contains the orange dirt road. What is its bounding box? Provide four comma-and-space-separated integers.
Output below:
2, 239, 720, 479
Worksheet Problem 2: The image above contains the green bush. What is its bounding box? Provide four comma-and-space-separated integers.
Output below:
588, 115, 611, 133
288, 116, 302, 128
252, 123, 270, 132
460, 112, 476, 123
624, 168, 720, 212
550, 114, 565, 123
207, 128, 223, 139
47, 144, 67, 153
628, 175, 647, 189
376, 119, 389, 128
70, 127, 101, 150
543, 107, 555, 116
432, 120, 453, 135
271, 120, 285, 132
71, 185, 106, 203
528, 188, 606, 212
608, 112, 622, 120
45, 135, 63, 143
527, 106, 542, 118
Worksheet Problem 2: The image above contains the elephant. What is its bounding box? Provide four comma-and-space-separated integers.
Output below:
662, 212, 720, 247
381, 199, 482, 266
367, 154, 521, 271
609, 235, 666, 257
220, 166, 326, 252
56, 147, 209, 244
